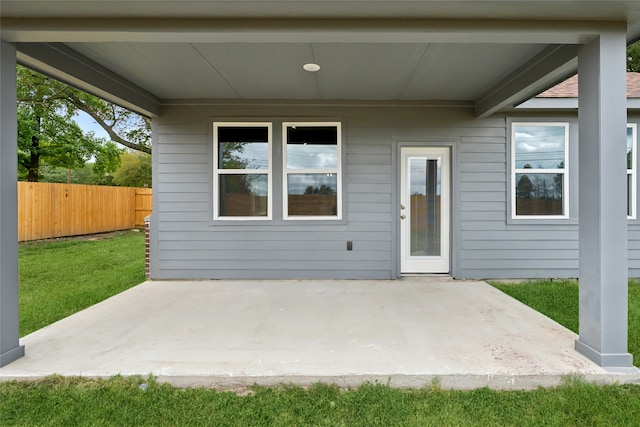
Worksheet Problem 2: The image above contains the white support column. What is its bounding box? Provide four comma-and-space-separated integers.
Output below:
576, 31, 634, 368
0, 40, 25, 367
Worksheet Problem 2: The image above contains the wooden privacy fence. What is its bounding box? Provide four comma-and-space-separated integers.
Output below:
18, 182, 152, 242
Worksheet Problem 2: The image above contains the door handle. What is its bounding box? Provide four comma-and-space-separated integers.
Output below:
400, 214, 406, 220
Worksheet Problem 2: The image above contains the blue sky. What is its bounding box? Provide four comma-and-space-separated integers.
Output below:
74, 111, 110, 140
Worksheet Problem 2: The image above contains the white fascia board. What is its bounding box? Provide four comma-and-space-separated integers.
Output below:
517, 98, 579, 109
16, 42, 161, 117
1, 18, 623, 44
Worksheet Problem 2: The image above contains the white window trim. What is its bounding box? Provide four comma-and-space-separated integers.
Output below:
213, 122, 273, 220
282, 122, 342, 220
628, 123, 637, 220
511, 122, 569, 220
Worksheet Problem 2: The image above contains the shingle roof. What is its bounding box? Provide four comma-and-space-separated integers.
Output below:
538, 72, 640, 98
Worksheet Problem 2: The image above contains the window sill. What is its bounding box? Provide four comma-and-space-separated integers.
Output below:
210, 218, 348, 227
284, 216, 342, 221
507, 216, 577, 226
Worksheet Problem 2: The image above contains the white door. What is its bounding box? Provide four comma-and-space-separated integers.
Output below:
400, 147, 450, 274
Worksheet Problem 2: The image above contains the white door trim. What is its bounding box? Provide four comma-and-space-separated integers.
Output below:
400, 146, 451, 274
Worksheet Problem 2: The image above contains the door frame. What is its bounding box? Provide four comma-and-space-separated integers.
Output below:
397, 145, 453, 275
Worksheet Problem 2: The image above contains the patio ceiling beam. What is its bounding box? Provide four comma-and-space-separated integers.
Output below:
16, 42, 161, 117
1, 18, 623, 44
474, 44, 581, 118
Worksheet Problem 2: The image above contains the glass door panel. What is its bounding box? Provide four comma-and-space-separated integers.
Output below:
409, 157, 441, 257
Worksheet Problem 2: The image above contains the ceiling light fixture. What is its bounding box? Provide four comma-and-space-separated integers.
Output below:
303, 63, 320, 72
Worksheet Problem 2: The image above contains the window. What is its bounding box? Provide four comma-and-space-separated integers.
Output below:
213, 123, 272, 219
511, 123, 569, 218
283, 123, 342, 219
628, 124, 637, 219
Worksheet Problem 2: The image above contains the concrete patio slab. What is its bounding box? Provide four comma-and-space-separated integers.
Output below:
1, 278, 638, 390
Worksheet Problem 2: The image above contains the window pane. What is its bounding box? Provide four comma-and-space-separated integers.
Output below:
219, 174, 268, 217
288, 174, 338, 216
286, 126, 338, 169
629, 172, 633, 217
515, 173, 563, 216
628, 126, 634, 170
514, 125, 565, 169
218, 127, 268, 169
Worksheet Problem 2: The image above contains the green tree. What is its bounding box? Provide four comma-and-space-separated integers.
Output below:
516, 175, 533, 199
112, 152, 152, 187
17, 65, 151, 182
219, 142, 254, 195
37, 163, 104, 185
37, 165, 74, 184
18, 72, 113, 181
628, 41, 640, 72
66, 90, 151, 155
74, 164, 97, 185
304, 184, 336, 195
17, 66, 125, 182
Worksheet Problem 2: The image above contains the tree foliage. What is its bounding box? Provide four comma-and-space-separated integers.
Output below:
65, 90, 151, 154
38, 164, 95, 185
112, 152, 152, 188
16, 65, 151, 182
17, 66, 121, 182
304, 184, 336, 195
628, 41, 640, 72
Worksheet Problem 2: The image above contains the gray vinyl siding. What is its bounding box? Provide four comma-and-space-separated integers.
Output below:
150, 103, 640, 280
459, 113, 640, 279
153, 105, 398, 279
457, 117, 576, 279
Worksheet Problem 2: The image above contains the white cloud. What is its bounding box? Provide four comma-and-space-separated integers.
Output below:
515, 131, 534, 139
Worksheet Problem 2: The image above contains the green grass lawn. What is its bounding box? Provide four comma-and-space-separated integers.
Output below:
491, 279, 640, 367
18, 230, 146, 336
2, 376, 640, 426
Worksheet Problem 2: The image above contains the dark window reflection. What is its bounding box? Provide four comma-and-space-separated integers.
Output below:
219, 127, 268, 143
287, 126, 337, 144
629, 173, 633, 217
628, 126, 634, 170
288, 174, 337, 216
219, 174, 268, 217
515, 173, 563, 215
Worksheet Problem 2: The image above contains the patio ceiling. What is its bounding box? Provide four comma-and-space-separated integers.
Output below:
63, 41, 549, 101
2, 1, 640, 117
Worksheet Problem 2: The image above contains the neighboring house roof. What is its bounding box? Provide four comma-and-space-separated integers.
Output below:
516, 72, 640, 110
538, 72, 640, 98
